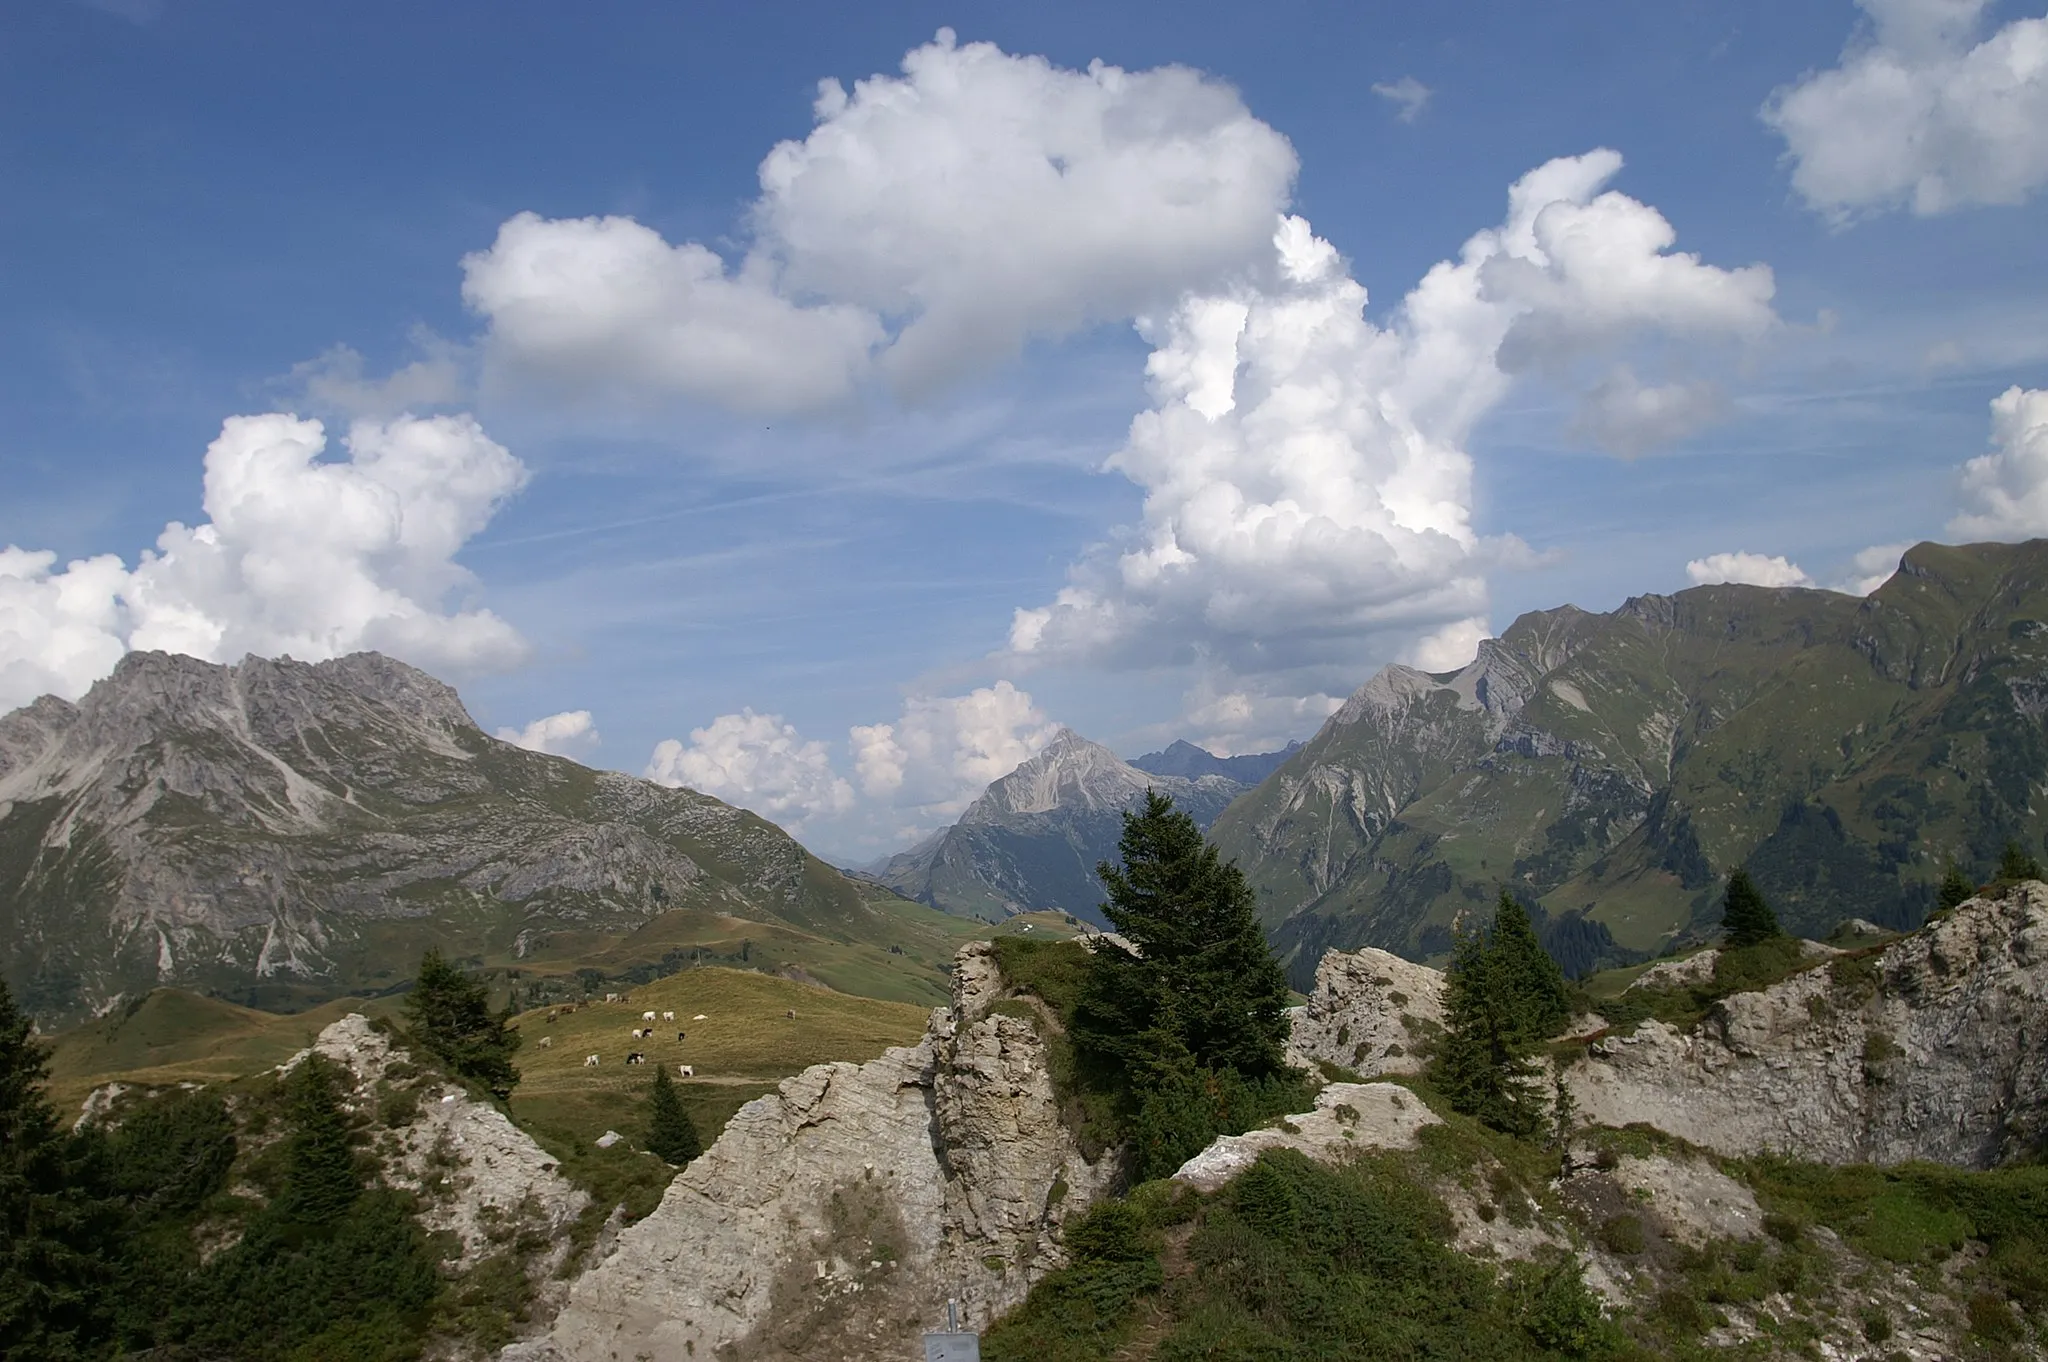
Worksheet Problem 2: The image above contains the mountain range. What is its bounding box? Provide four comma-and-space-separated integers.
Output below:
1210, 539, 2048, 985
0, 650, 949, 1025
870, 728, 1272, 925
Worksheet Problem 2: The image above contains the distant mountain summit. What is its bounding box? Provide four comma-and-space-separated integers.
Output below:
1131, 739, 1301, 784
0, 651, 876, 1024
875, 728, 1247, 924
1208, 539, 2048, 988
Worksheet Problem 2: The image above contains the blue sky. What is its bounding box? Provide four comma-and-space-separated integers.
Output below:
3, 0, 2046, 860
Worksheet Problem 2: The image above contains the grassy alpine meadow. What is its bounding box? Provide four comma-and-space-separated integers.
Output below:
504, 965, 934, 1144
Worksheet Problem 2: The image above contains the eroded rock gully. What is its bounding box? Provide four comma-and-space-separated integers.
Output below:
503, 942, 1119, 1362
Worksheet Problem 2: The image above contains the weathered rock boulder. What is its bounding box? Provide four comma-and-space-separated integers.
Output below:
502, 942, 1119, 1361
1286, 946, 1444, 1077
1172, 1082, 1440, 1192
1570, 887, 2048, 1167
295, 1014, 589, 1270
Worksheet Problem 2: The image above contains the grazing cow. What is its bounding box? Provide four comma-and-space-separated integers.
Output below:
643, 1010, 657, 1021
604, 992, 620, 1003
677, 1064, 694, 1078
676, 1031, 686, 1042
662, 1010, 675, 1021
537, 1036, 552, 1049
584, 1054, 600, 1067
630, 1027, 648, 1039
546, 1009, 559, 1023
784, 1009, 796, 1020
626, 1052, 645, 1065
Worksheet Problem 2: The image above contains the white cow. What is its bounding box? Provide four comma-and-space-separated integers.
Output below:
537, 1035, 552, 1049
677, 1064, 694, 1078
604, 993, 620, 1003
662, 1010, 676, 1021
643, 1010, 658, 1021
584, 1054, 600, 1067
693, 1013, 708, 1021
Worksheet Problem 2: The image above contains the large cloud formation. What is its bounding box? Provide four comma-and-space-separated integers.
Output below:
1765, 0, 2048, 219
644, 709, 855, 832
645, 680, 1057, 839
1950, 385, 2048, 538
1007, 150, 1776, 685
462, 29, 1296, 411
0, 414, 528, 714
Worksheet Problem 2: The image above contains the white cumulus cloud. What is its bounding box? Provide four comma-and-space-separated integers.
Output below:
1834, 542, 1915, 595
645, 709, 855, 831
1684, 552, 1816, 588
0, 413, 528, 714
1950, 385, 2048, 538
1764, 0, 2048, 219
1008, 150, 1777, 684
850, 680, 1060, 818
462, 29, 1296, 412
496, 709, 600, 758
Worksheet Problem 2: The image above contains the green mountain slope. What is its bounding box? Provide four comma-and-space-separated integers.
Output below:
1210, 539, 2048, 986
0, 650, 961, 1025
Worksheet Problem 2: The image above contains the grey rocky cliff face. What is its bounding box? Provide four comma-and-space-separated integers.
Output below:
503, 942, 1120, 1362
296, 1013, 589, 1271
1286, 945, 1445, 1077
0, 650, 867, 1023
1572, 887, 2048, 1167
1292, 890, 2048, 1170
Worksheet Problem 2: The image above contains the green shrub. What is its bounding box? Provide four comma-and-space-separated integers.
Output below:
1596, 1213, 1645, 1255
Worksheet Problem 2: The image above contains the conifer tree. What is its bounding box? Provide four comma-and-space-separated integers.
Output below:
645, 1065, 702, 1166
273, 1053, 359, 1230
1429, 903, 1560, 1140
404, 948, 522, 1099
1720, 869, 1782, 949
1079, 791, 1293, 1081
1937, 862, 1977, 912
0, 979, 119, 1359
1486, 894, 1571, 1041
1073, 791, 1301, 1178
1998, 840, 2044, 883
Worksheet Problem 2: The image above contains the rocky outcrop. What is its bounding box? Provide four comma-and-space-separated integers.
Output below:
294, 1014, 589, 1270
1570, 888, 2048, 1167
1172, 1082, 1440, 1193
1287, 946, 1445, 1077
503, 943, 1119, 1362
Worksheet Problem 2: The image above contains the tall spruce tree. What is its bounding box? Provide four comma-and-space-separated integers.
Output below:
1074, 791, 1300, 1177
404, 948, 522, 1099
1937, 862, 1977, 912
274, 1054, 360, 1230
1720, 869, 1782, 949
0, 979, 120, 1360
1429, 896, 1568, 1140
645, 1066, 702, 1166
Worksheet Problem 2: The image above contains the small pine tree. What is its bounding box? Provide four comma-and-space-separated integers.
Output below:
1998, 840, 2044, 884
273, 1054, 360, 1230
404, 948, 522, 1100
1720, 870, 1782, 949
645, 1066, 701, 1166
1937, 862, 1977, 912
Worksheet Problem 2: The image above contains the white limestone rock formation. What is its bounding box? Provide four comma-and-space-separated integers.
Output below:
502, 942, 1119, 1362
1286, 946, 1445, 1077
1569, 887, 2048, 1167
292, 1014, 589, 1271
1172, 1082, 1441, 1193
